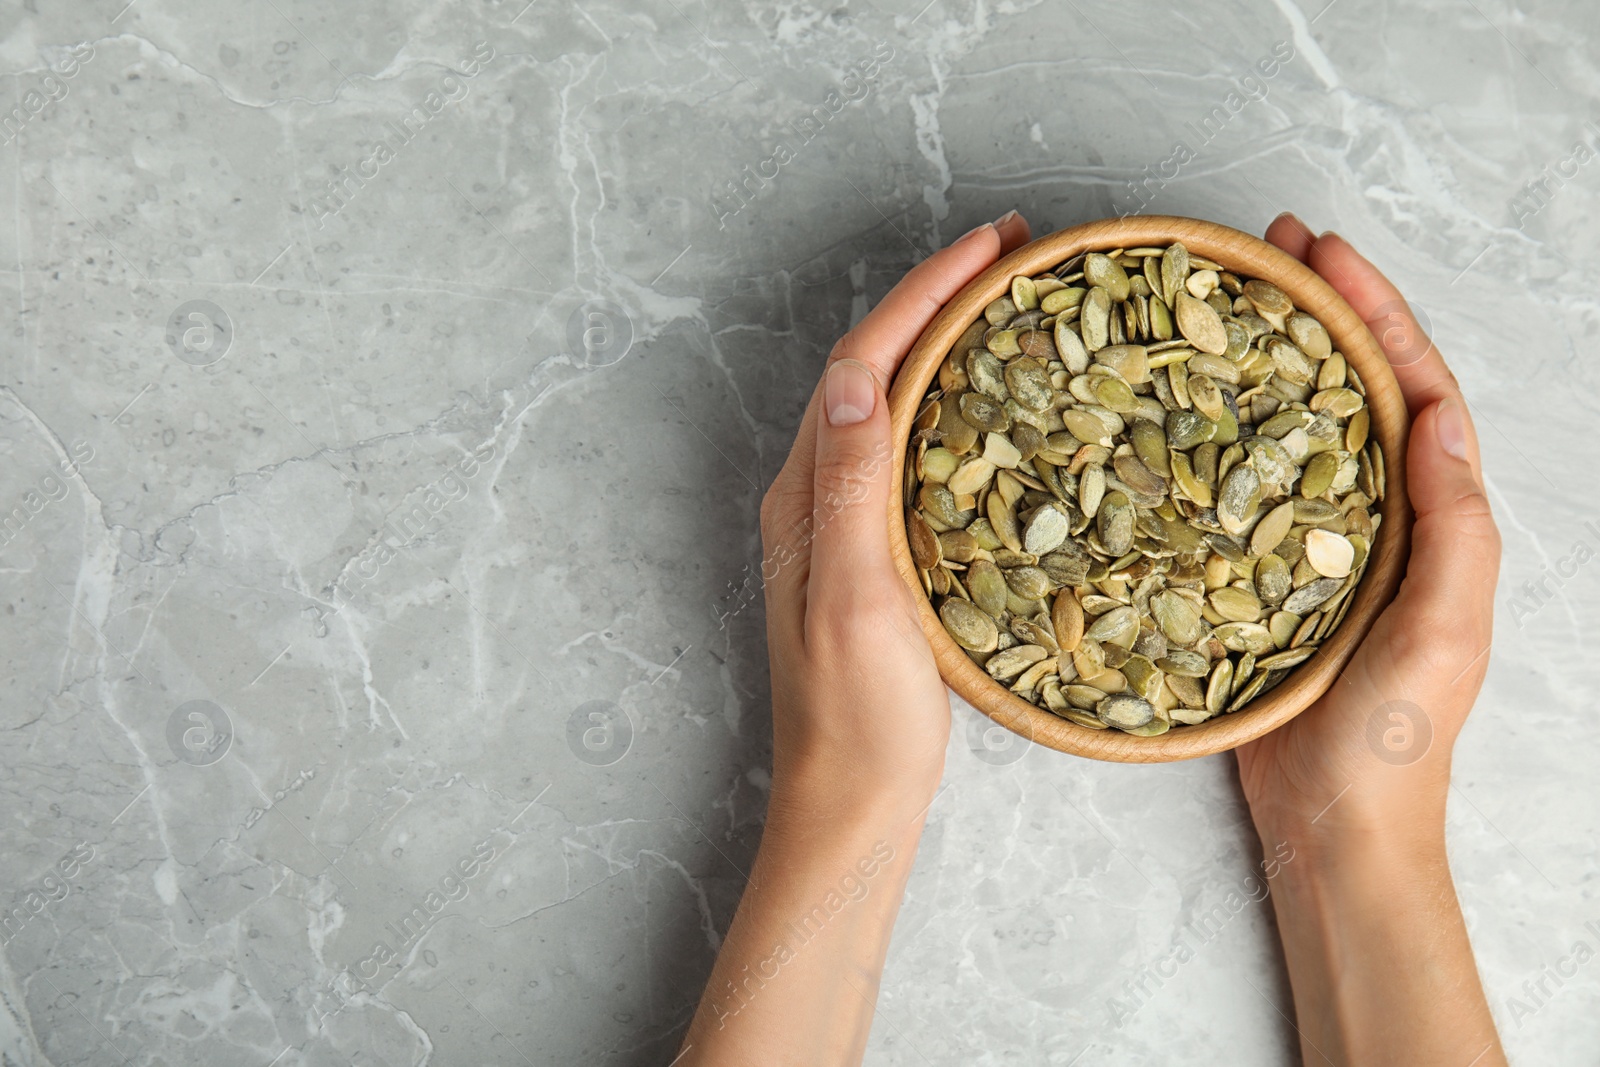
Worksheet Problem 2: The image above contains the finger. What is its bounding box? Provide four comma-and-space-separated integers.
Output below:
1264, 212, 1315, 263
829, 216, 1017, 392
993, 209, 1033, 255
804, 358, 911, 641
767, 214, 1020, 532
1387, 397, 1499, 671
1305, 233, 1458, 417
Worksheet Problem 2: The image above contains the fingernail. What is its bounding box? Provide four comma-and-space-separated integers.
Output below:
1436, 397, 1469, 461
956, 221, 993, 243
1319, 229, 1341, 242
992, 209, 1019, 229
1274, 211, 1308, 232
825, 359, 876, 427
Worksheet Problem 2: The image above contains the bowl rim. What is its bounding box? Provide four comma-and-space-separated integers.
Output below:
886, 215, 1412, 764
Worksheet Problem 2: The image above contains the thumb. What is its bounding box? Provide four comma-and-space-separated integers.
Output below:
1390, 397, 1501, 659
804, 358, 905, 633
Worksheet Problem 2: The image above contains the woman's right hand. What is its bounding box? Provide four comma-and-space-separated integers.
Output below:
1234, 216, 1506, 1067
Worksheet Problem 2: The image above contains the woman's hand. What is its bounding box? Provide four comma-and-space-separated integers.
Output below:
1235, 217, 1501, 846
679, 212, 1033, 1066
1235, 216, 1506, 1067
758, 210, 1034, 815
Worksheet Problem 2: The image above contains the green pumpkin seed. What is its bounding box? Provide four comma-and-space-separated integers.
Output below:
1255, 553, 1292, 605
941, 599, 998, 652
987, 643, 1047, 681
1097, 693, 1155, 730
1157, 648, 1210, 676
1081, 287, 1112, 352
1024, 505, 1072, 556
1004, 358, 1054, 411
1250, 501, 1296, 558
1205, 659, 1234, 714
1084, 253, 1131, 301
1160, 243, 1190, 306
1282, 577, 1343, 614
1150, 589, 1203, 645
1214, 621, 1275, 654
1011, 275, 1039, 312
1097, 491, 1134, 556
1209, 586, 1262, 622
1216, 464, 1262, 537
1166, 409, 1216, 450
959, 392, 1010, 433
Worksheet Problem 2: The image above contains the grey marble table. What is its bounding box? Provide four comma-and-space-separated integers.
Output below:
0, 0, 1594, 1063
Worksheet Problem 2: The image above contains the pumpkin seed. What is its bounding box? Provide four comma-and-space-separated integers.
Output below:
1217, 464, 1262, 537
1205, 659, 1234, 715
1209, 586, 1262, 622
1097, 693, 1155, 729
1097, 491, 1135, 556
1024, 505, 1072, 556
1160, 243, 1190, 306
1174, 292, 1228, 354
1214, 621, 1275, 654
987, 644, 1048, 681
1282, 576, 1343, 614
1157, 648, 1210, 677
1304, 529, 1354, 578
1250, 501, 1296, 558
941, 599, 998, 652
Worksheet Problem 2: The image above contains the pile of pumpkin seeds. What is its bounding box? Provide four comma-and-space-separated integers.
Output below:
906, 243, 1384, 736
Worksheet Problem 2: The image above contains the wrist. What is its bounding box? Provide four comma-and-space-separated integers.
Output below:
771, 748, 943, 828
1251, 775, 1450, 876
761, 757, 938, 875
1266, 810, 1450, 892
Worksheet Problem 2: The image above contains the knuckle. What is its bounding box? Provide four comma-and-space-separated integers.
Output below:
828, 331, 856, 366
812, 451, 878, 511
1447, 490, 1503, 559
759, 477, 802, 534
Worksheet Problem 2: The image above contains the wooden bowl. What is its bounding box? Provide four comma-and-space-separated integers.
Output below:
887, 216, 1412, 763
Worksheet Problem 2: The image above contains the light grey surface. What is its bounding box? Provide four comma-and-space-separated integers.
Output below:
0, 0, 1594, 1063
